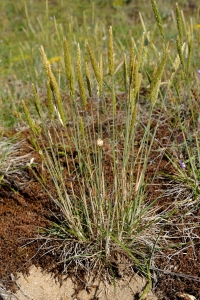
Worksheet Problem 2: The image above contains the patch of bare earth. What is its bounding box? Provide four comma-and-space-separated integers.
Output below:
1, 265, 157, 300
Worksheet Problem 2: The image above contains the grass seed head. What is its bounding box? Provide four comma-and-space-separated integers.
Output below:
64, 38, 75, 97
40, 46, 49, 79
77, 44, 87, 109
137, 33, 145, 68
46, 61, 66, 124
108, 26, 115, 77
149, 44, 168, 103
22, 100, 41, 135
176, 36, 185, 74
129, 38, 135, 86
176, 3, 183, 43
99, 54, 103, 96
123, 53, 128, 91
85, 61, 92, 97
46, 80, 54, 119
151, 0, 165, 41
86, 42, 101, 85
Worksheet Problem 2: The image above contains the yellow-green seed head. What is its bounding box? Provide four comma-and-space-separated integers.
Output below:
137, 33, 145, 68
99, 55, 103, 96
129, 38, 135, 85
149, 45, 168, 103
47, 61, 66, 124
46, 80, 54, 119
176, 36, 185, 74
64, 38, 75, 97
22, 100, 41, 135
108, 26, 115, 77
86, 42, 101, 85
85, 62, 92, 97
176, 3, 183, 43
151, 0, 165, 41
77, 44, 87, 109
123, 53, 128, 91
40, 46, 49, 79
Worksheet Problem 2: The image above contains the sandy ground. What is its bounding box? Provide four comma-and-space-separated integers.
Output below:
0, 265, 157, 300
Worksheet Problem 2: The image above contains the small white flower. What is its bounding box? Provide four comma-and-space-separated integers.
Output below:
97, 138, 103, 147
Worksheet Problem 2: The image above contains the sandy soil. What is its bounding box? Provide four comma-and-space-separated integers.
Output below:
1, 265, 157, 300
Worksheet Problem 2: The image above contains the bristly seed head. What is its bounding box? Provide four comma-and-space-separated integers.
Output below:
108, 26, 115, 77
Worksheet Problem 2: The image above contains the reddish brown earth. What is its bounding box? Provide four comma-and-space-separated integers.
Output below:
0, 97, 200, 299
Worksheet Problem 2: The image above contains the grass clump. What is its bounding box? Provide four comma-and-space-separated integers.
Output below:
21, 8, 179, 290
